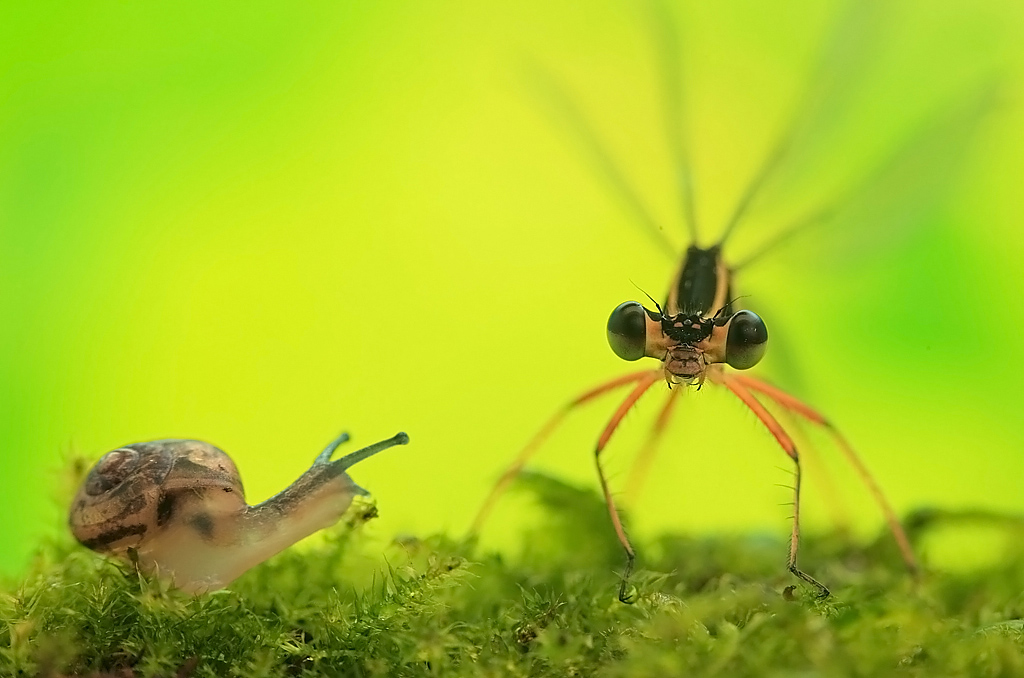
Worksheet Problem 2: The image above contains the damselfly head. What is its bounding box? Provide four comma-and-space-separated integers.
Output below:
607, 300, 768, 374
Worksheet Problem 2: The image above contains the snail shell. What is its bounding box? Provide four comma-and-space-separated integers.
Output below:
69, 430, 408, 593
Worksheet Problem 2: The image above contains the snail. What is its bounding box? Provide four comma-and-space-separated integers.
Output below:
69, 429, 409, 593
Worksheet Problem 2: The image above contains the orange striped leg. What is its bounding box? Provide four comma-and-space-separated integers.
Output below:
714, 371, 830, 597
593, 371, 663, 603
778, 409, 853, 533
730, 373, 918, 575
470, 370, 657, 536
624, 386, 683, 504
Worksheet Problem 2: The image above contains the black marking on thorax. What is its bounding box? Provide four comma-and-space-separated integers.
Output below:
670, 245, 722, 316
661, 245, 734, 345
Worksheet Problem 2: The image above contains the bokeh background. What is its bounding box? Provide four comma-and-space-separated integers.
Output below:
2, 0, 1022, 577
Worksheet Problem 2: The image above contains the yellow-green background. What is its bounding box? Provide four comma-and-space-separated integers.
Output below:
1, 0, 1021, 576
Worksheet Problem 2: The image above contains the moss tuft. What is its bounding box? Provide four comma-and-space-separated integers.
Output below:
3, 477, 1024, 677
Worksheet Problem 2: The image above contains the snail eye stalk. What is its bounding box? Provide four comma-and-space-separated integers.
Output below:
725, 310, 768, 370
607, 301, 649, 361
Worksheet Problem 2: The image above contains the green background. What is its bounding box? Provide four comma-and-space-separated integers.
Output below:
1, 0, 1021, 576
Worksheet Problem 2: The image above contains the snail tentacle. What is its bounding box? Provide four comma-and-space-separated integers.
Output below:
314, 431, 351, 465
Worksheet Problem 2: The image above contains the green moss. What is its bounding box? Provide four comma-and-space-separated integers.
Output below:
3, 476, 1024, 677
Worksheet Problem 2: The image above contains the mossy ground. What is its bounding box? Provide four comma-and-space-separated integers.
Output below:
3, 473, 1023, 677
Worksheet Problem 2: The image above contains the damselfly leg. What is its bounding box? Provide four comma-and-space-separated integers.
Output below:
470, 369, 655, 535
593, 371, 662, 602
727, 372, 919, 573
711, 367, 829, 597
624, 384, 683, 503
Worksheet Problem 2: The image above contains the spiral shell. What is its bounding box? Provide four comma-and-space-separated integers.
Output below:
70, 440, 242, 555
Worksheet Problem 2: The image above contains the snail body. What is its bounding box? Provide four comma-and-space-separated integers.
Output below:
69, 430, 408, 593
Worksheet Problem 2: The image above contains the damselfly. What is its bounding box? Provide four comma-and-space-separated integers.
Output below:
471, 2, 922, 603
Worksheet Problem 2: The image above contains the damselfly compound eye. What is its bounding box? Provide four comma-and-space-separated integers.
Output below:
607, 301, 648, 361
725, 310, 768, 370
